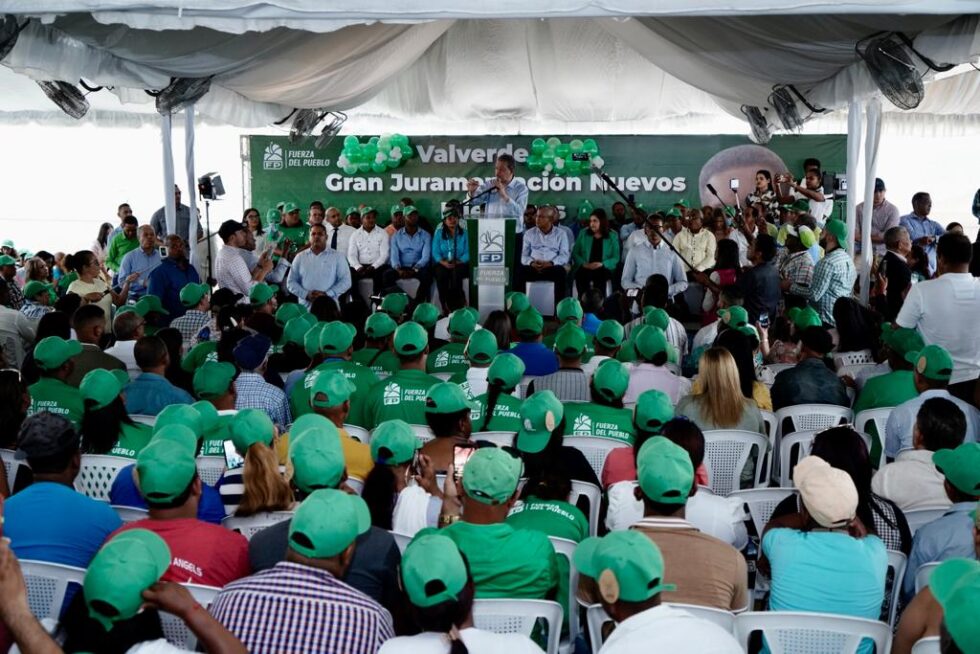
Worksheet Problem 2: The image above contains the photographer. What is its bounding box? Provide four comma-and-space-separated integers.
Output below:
776, 160, 833, 226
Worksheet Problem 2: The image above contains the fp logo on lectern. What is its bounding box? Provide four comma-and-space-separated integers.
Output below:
479, 230, 504, 264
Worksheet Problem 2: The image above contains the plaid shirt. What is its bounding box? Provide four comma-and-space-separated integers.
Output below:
210, 561, 393, 654
808, 247, 855, 326
780, 250, 815, 297
233, 372, 291, 429
170, 309, 211, 349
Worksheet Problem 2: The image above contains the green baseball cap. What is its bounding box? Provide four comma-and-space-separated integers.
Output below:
80, 368, 130, 411
401, 533, 469, 608
154, 404, 204, 440
933, 443, 980, 496
425, 382, 477, 415
304, 322, 327, 357
633, 325, 668, 361
633, 389, 674, 434
345, 206, 359, 216
380, 292, 409, 318
465, 329, 498, 365
275, 302, 308, 327
908, 344, 954, 381
717, 306, 749, 328
462, 447, 523, 505
283, 202, 299, 214
412, 303, 440, 330
115, 304, 144, 318
791, 198, 810, 213
84, 529, 171, 631
230, 409, 275, 455
179, 282, 210, 308
319, 321, 356, 355
505, 292, 530, 316
393, 321, 428, 356
390, 204, 405, 218
556, 297, 583, 324
135, 294, 168, 316
554, 323, 588, 358
282, 313, 318, 347
448, 309, 478, 340
515, 307, 543, 337
249, 282, 277, 306
190, 400, 219, 433
136, 430, 198, 503
824, 218, 848, 249
930, 558, 980, 652
288, 489, 370, 558
0, 254, 16, 266
665, 207, 682, 219
573, 530, 674, 604
361, 206, 377, 216
642, 307, 669, 331
880, 323, 924, 357
193, 361, 236, 399
592, 359, 629, 403
289, 423, 346, 493
517, 390, 563, 454
365, 311, 398, 339
310, 371, 356, 409
787, 306, 822, 330
266, 208, 280, 224
636, 436, 694, 504
370, 419, 420, 465
402, 205, 419, 216
595, 320, 625, 349
487, 353, 525, 391
22, 280, 52, 300
34, 336, 83, 370
181, 340, 217, 372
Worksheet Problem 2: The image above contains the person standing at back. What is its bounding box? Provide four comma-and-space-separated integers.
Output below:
900, 192, 945, 275
806, 218, 856, 326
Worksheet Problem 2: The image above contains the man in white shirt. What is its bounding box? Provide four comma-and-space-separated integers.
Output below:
873, 397, 963, 511
104, 310, 145, 380
855, 177, 901, 257
672, 209, 716, 273
896, 232, 980, 403
516, 205, 571, 308
621, 216, 688, 297
346, 207, 390, 294
324, 206, 355, 256
465, 154, 529, 229
287, 223, 352, 309
215, 220, 272, 297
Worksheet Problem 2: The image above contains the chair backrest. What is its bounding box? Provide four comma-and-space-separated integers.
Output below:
548, 536, 580, 647
221, 511, 294, 540
854, 407, 893, 461
160, 584, 220, 650
431, 372, 454, 381
915, 561, 942, 595
884, 549, 907, 628
911, 636, 941, 654
344, 424, 371, 444
195, 456, 226, 487
472, 598, 563, 654
670, 603, 737, 633
563, 436, 630, 481
391, 531, 412, 554
216, 409, 238, 416
733, 611, 891, 654
411, 424, 436, 444
759, 410, 777, 444
833, 349, 875, 368
1, 448, 26, 488
112, 505, 149, 523
569, 480, 601, 537
836, 363, 875, 380
702, 430, 770, 496
20, 559, 86, 620
130, 414, 157, 427
775, 404, 853, 437
346, 477, 365, 495
75, 454, 132, 501
904, 506, 950, 535
729, 488, 798, 537
778, 431, 815, 487
585, 604, 610, 654
518, 375, 536, 399
472, 431, 515, 448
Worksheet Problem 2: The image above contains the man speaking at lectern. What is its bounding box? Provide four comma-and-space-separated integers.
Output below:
466, 154, 529, 229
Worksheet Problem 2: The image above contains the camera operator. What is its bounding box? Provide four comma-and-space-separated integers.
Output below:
776, 159, 833, 226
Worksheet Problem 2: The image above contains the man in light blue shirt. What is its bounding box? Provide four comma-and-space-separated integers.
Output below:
900, 192, 945, 274
465, 153, 529, 230
117, 224, 162, 301
383, 206, 433, 302
286, 223, 351, 308
124, 335, 194, 415
621, 215, 688, 297
517, 206, 570, 308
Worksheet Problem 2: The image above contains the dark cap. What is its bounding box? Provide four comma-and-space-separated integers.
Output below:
210, 288, 243, 308
874, 178, 885, 192
218, 220, 245, 242
16, 412, 80, 460
233, 333, 272, 371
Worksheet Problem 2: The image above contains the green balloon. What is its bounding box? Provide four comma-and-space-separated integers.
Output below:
371, 161, 387, 173
546, 137, 561, 149
343, 165, 358, 175
527, 160, 544, 173
568, 160, 583, 175
357, 162, 370, 172
368, 136, 380, 144
531, 138, 546, 154
570, 139, 584, 152
583, 138, 599, 155
542, 150, 555, 164
556, 144, 571, 158
364, 143, 379, 159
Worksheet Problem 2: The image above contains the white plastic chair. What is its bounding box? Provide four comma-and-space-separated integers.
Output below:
130, 414, 157, 427
195, 456, 226, 487
702, 430, 770, 496
410, 424, 436, 444
733, 611, 891, 654
904, 506, 949, 535
390, 531, 412, 554
527, 281, 556, 317
395, 277, 421, 299
884, 549, 907, 628
834, 349, 875, 368
585, 604, 611, 654
345, 424, 371, 444
472, 598, 563, 654
915, 561, 941, 594
472, 431, 515, 448
20, 559, 86, 620
222, 511, 294, 540
585, 603, 734, 652
518, 375, 536, 399
837, 363, 875, 380
729, 488, 798, 538
911, 637, 941, 654
759, 410, 777, 444
112, 505, 149, 523
778, 431, 815, 487
774, 404, 852, 478
548, 536, 580, 653
563, 436, 630, 482
75, 454, 132, 501
216, 409, 238, 416
346, 477, 364, 495
431, 372, 454, 381
854, 407, 893, 465
569, 480, 601, 537
160, 583, 220, 651
1, 447, 26, 488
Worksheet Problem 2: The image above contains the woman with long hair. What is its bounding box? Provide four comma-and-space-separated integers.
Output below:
677, 347, 765, 433
714, 327, 773, 411
432, 210, 470, 308
701, 239, 742, 322
572, 208, 620, 294
91, 222, 114, 264
481, 310, 512, 352
79, 368, 152, 457
218, 409, 293, 517
471, 353, 524, 433
243, 207, 266, 253
66, 249, 135, 332
746, 169, 779, 214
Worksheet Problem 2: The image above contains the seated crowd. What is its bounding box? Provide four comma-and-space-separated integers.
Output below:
0, 165, 978, 654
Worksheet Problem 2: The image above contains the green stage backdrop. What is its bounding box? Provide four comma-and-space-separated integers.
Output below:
246, 134, 846, 224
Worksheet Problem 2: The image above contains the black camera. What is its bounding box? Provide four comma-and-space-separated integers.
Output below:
198, 173, 225, 201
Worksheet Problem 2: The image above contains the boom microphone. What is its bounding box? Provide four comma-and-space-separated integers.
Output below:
706, 183, 718, 195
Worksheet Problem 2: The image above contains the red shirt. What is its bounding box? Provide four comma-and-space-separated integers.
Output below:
111, 518, 250, 587
601, 448, 710, 488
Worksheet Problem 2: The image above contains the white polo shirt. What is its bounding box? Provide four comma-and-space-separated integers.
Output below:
871, 449, 952, 512
599, 603, 742, 654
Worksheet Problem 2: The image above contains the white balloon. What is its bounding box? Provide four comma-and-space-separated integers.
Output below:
375, 152, 386, 164
337, 155, 349, 167
544, 164, 553, 172
554, 158, 565, 169
592, 156, 605, 169
390, 146, 402, 158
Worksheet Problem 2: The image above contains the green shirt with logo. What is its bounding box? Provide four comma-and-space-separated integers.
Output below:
470, 392, 523, 433
351, 347, 400, 376
289, 359, 380, 428
109, 422, 153, 459
363, 369, 441, 428
28, 377, 85, 426
426, 342, 469, 374
269, 223, 309, 259
852, 370, 917, 415
562, 403, 635, 444
201, 414, 234, 457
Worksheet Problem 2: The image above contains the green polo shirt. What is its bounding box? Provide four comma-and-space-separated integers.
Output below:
436, 521, 559, 600
426, 342, 468, 374
289, 359, 380, 428
27, 377, 85, 426
109, 422, 153, 459
852, 370, 917, 415
363, 369, 441, 428
470, 392, 523, 432
105, 234, 139, 272
562, 403, 635, 445
270, 223, 309, 259
351, 347, 400, 376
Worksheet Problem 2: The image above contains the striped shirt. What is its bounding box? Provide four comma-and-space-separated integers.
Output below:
526, 368, 589, 401
210, 561, 394, 654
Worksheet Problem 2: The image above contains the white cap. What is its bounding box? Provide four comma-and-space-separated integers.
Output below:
794, 456, 858, 528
